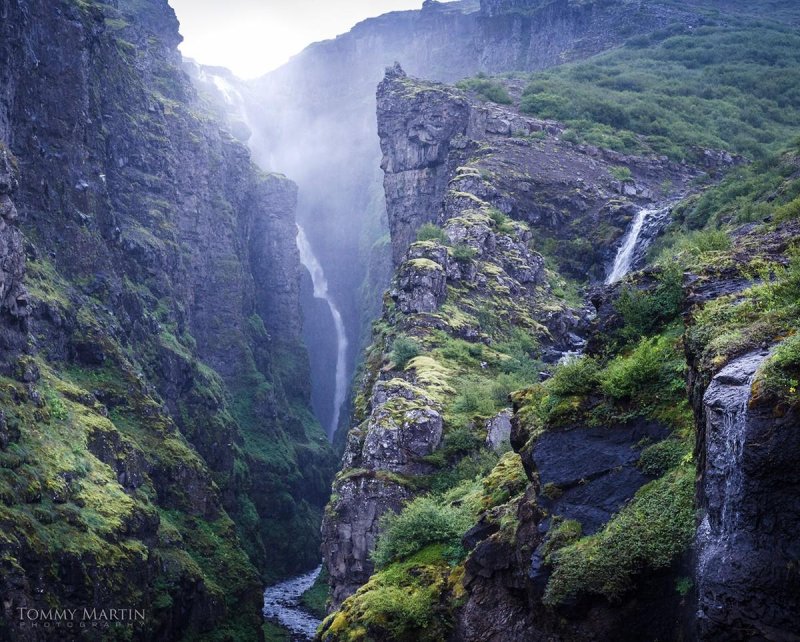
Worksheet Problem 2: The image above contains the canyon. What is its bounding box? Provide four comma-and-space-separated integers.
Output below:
0, 0, 798, 641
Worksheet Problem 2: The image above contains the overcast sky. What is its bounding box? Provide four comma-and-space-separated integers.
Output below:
169, 0, 429, 79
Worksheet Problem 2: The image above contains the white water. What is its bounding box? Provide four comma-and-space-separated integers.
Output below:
263, 565, 322, 640
605, 208, 651, 284
296, 225, 349, 439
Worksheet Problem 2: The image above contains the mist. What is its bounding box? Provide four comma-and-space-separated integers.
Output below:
183, 0, 485, 439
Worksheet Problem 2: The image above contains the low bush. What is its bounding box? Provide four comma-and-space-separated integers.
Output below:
372, 497, 474, 568
547, 356, 600, 398
614, 264, 684, 341
638, 439, 689, 477
601, 334, 685, 402
416, 223, 448, 243
456, 75, 513, 104
761, 332, 800, 401
391, 335, 422, 369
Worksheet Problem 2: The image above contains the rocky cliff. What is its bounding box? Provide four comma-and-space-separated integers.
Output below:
317, 56, 800, 641
320, 65, 705, 625
0, 1, 335, 639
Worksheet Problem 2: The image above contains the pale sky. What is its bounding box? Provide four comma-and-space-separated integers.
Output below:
169, 0, 430, 79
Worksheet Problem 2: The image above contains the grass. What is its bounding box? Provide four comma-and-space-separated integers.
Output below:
456, 74, 512, 104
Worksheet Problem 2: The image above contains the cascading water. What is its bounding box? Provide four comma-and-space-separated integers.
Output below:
296, 225, 349, 439
606, 209, 649, 284
696, 350, 769, 633
605, 205, 672, 284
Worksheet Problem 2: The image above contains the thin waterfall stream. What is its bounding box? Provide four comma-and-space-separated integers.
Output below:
605, 205, 673, 284
296, 225, 349, 439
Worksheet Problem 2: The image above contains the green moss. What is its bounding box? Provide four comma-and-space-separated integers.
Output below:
407, 258, 444, 272
320, 546, 457, 642
480, 452, 528, 509
544, 464, 695, 605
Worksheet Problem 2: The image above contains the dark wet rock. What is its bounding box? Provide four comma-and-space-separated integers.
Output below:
696, 350, 800, 641
532, 419, 668, 535
322, 476, 412, 608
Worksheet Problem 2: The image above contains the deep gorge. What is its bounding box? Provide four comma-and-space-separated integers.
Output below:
1, 0, 799, 641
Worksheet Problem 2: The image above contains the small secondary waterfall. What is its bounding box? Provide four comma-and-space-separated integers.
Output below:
696, 350, 770, 633
606, 209, 649, 284
605, 206, 672, 284
263, 565, 322, 640
296, 225, 349, 439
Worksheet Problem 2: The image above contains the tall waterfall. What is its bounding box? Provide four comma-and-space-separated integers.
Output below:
296, 225, 349, 439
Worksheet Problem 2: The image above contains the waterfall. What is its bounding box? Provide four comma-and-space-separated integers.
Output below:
606, 209, 649, 284
696, 350, 770, 632
605, 206, 673, 284
296, 225, 349, 439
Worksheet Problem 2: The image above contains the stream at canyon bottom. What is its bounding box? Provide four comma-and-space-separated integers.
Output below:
263, 565, 323, 641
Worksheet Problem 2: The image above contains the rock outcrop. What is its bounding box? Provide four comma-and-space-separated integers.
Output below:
377, 68, 708, 276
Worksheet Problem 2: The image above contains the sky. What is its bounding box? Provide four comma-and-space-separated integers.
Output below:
169, 0, 429, 79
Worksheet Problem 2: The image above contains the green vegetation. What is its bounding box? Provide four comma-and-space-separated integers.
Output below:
520, 24, 800, 160
544, 464, 695, 604
390, 335, 422, 369
301, 567, 331, 619
601, 333, 686, 402
456, 74, 513, 105
320, 546, 459, 642
416, 222, 448, 243
610, 166, 633, 182
371, 496, 474, 569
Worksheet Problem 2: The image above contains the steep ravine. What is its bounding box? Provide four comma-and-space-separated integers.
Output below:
188, 0, 715, 445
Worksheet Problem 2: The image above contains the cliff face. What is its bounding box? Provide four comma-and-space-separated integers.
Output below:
319, 59, 800, 640
376, 66, 709, 271
0, 1, 334, 639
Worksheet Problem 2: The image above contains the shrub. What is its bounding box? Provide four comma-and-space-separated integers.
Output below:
775, 196, 800, 222
457, 75, 513, 105
451, 379, 497, 417
600, 335, 684, 401
761, 332, 800, 401
486, 206, 510, 228
638, 439, 689, 477
547, 356, 600, 397
610, 166, 633, 182
416, 223, 448, 243
391, 335, 422, 369
451, 244, 477, 262
372, 497, 474, 568
614, 264, 683, 340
